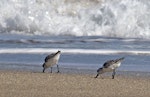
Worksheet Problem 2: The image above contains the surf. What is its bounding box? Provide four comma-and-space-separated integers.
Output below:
0, 0, 150, 38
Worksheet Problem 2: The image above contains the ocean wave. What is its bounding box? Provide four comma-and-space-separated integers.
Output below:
0, 48, 150, 55
0, 0, 150, 38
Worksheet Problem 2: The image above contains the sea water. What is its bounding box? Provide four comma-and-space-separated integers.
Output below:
0, 0, 150, 73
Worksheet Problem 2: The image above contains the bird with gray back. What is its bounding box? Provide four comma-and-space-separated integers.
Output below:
95, 57, 125, 79
42, 51, 61, 73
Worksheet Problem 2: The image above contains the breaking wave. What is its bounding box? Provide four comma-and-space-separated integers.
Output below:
0, 0, 150, 38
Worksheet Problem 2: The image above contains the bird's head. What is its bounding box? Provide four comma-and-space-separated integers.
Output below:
55, 50, 61, 55
57, 50, 61, 53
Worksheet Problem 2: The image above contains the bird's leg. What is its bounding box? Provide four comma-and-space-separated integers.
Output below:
50, 67, 53, 73
57, 65, 60, 73
95, 73, 103, 79
43, 68, 45, 73
100, 74, 104, 79
112, 69, 116, 79
95, 73, 99, 78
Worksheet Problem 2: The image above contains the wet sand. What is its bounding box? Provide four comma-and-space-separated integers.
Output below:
0, 70, 150, 97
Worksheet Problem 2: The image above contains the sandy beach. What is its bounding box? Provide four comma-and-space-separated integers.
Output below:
0, 70, 150, 97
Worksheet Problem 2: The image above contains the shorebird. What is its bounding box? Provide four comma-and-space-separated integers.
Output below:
95, 57, 124, 79
42, 51, 61, 73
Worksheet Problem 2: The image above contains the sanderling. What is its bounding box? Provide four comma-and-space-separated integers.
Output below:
95, 57, 124, 79
42, 50, 61, 73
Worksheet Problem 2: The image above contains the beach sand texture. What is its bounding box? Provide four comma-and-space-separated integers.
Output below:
0, 71, 150, 97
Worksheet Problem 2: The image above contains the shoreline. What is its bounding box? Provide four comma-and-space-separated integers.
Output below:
1, 66, 150, 78
0, 70, 150, 97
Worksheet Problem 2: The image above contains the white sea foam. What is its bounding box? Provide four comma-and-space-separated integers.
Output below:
0, 0, 150, 38
0, 48, 150, 55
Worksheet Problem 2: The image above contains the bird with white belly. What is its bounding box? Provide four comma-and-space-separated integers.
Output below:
95, 57, 125, 79
42, 51, 61, 73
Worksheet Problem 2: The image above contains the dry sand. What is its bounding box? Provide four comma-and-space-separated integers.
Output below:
0, 70, 150, 97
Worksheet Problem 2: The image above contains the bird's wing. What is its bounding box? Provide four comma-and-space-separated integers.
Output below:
45, 53, 55, 62
103, 60, 115, 68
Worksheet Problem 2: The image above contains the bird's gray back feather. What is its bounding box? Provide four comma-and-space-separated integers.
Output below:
44, 53, 55, 62
103, 57, 125, 68
103, 60, 115, 68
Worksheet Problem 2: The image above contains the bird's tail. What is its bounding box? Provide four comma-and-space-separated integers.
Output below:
97, 67, 103, 73
116, 57, 125, 62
